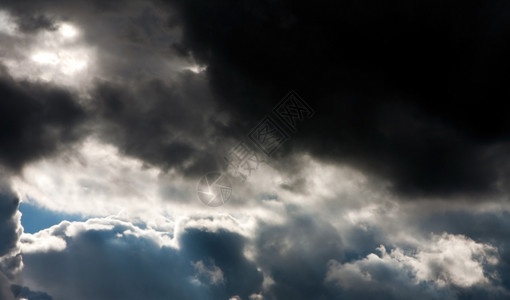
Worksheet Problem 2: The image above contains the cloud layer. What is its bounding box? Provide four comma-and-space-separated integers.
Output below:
1, 0, 510, 299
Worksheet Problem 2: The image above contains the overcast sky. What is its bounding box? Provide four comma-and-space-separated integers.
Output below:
1, 0, 510, 299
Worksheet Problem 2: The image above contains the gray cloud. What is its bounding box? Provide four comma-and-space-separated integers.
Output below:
17, 207, 510, 300
2, 0, 510, 198
0, 272, 15, 300
159, 0, 510, 198
90, 74, 229, 178
254, 214, 344, 300
14, 14, 57, 33
0, 180, 22, 300
11, 285, 53, 300
1, 1, 510, 300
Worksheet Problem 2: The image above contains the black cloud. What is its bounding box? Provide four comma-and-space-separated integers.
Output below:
0, 75, 87, 172
90, 74, 230, 178
255, 214, 344, 300
11, 285, 54, 300
162, 0, 510, 197
181, 229, 264, 299
6, 0, 508, 198
0, 192, 19, 258
0, 187, 22, 300
14, 14, 57, 33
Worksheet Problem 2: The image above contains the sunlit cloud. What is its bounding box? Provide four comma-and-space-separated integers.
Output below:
183, 64, 207, 74
1, 16, 95, 91
59, 23, 78, 39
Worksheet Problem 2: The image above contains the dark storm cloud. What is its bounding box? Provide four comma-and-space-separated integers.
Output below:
11, 285, 53, 300
0, 191, 19, 258
159, 0, 510, 197
0, 0, 225, 178
2, 0, 510, 197
14, 14, 57, 33
0, 184, 22, 300
0, 75, 87, 172
255, 214, 344, 300
1, 1, 509, 298
90, 73, 231, 178
180, 229, 264, 299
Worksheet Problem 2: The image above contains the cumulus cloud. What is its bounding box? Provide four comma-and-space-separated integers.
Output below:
19, 231, 66, 254
17, 217, 263, 300
326, 234, 505, 299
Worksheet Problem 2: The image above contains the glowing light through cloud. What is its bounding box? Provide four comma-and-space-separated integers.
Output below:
59, 23, 78, 38
31, 52, 59, 65
1, 17, 95, 89
31, 50, 88, 74
183, 64, 207, 74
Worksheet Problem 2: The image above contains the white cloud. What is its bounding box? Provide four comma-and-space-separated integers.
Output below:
191, 260, 225, 285
403, 233, 499, 287
12, 138, 164, 218
20, 231, 66, 254
18, 215, 265, 300
326, 233, 500, 289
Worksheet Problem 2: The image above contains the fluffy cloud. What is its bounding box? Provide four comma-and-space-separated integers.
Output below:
15, 207, 510, 300
326, 234, 501, 293
18, 217, 263, 300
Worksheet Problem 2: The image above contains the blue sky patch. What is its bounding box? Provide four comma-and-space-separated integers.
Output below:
19, 201, 86, 234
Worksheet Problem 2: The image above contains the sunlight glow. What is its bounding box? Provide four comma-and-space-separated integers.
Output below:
31, 49, 88, 75
2, 20, 94, 89
32, 52, 59, 65
184, 64, 207, 73
59, 23, 78, 38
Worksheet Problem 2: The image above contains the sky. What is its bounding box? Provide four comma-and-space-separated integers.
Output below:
1, 0, 510, 299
